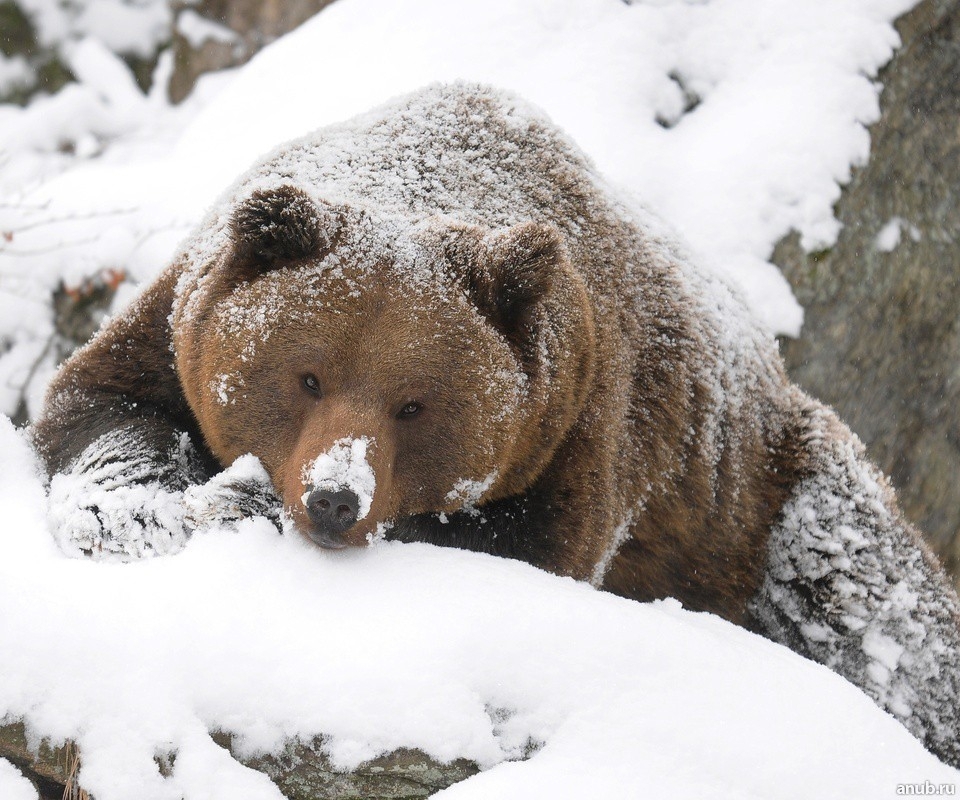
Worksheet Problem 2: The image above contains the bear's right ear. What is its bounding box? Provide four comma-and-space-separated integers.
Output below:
444, 221, 594, 374
228, 185, 342, 272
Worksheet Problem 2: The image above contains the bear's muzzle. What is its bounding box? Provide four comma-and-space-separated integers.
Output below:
303, 486, 360, 549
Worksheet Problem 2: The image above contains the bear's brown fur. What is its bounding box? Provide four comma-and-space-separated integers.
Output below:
33, 83, 960, 766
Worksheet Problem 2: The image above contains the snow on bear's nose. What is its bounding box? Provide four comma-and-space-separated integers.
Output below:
300, 437, 376, 522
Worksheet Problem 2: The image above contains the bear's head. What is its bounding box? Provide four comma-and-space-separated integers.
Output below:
173, 185, 596, 548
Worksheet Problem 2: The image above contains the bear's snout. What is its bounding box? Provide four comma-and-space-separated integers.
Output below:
304, 487, 360, 549
293, 435, 380, 549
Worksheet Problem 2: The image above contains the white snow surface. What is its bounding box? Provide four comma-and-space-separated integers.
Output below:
0, 0, 918, 417
0, 416, 957, 799
0, 758, 38, 800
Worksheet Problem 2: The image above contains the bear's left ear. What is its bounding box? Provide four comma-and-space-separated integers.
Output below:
444, 220, 597, 485
228, 185, 342, 271
480, 223, 563, 343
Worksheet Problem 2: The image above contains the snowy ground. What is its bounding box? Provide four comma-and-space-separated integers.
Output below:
1, 416, 957, 799
2, 0, 957, 797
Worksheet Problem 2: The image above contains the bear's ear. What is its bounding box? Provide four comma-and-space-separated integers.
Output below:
448, 221, 569, 357
228, 185, 342, 270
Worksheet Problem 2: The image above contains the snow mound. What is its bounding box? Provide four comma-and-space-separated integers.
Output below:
0, 415, 957, 799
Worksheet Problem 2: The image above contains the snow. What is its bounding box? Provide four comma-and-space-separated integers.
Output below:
877, 217, 905, 252
445, 472, 498, 515
302, 436, 377, 521
589, 512, 635, 588
177, 10, 240, 49
0, 413, 957, 799
183, 452, 280, 533
876, 216, 922, 252
0, 759, 38, 800
0, 54, 32, 96
18, 0, 170, 57
2, 0, 957, 796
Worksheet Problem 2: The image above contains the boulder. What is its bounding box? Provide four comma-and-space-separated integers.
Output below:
168, 0, 337, 103
774, 0, 960, 590
0, 721, 479, 799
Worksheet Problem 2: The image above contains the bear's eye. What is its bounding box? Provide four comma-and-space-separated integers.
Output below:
302, 374, 321, 396
396, 401, 423, 420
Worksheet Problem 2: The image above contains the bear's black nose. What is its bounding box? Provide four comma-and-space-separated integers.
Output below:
305, 487, 360, 549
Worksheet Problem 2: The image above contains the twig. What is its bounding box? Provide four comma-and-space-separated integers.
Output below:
62, 741, 89, 800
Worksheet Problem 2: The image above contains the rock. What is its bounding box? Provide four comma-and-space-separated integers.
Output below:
219, 734, 479, 800
0, 721, 82, 799
773, 0, 960, 591
0, 720, 479, 799
0, 0, 73, 105
53, 268, 127, 350
168, 0, 338, 103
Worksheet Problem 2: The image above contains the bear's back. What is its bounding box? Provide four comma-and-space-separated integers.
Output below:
240, 83, 605, 232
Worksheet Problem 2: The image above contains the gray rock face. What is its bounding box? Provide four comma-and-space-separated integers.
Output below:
0, 721, 479, 799
226, 738, 479, 800
168, 0, 337, 103
774, 0, 960, 591
0, 722, 79, 799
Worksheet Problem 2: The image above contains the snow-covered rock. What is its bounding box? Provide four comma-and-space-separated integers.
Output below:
0, 415, 957, 798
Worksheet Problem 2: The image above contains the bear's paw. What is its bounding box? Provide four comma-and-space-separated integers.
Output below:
183, 454, 283, 533
47, 471, 189, 561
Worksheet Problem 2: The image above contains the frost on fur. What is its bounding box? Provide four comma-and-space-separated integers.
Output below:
749, 403, 960, 768
47, 429, 285, 560
445, 471, 498, 516
183, 454, 283, 531
47, 428, 194, 560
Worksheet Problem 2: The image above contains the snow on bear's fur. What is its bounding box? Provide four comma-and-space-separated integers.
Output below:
32, 83, 960, 766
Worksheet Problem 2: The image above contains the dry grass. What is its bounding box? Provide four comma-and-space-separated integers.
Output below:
61, 742, 89, 800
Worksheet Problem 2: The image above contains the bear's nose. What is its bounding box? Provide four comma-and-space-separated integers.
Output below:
304, 487, 360, 549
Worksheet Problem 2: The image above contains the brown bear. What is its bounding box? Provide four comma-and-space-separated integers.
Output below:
32, 83, 960, 767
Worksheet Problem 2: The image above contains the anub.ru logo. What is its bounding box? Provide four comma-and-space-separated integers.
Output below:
896, 782, 957, 796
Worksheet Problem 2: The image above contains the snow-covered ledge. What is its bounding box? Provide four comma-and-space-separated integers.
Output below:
1, 417, 957, 799
0, 721, 476, 799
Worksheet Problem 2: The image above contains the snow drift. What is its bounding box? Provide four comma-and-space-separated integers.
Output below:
0, 416, 957, 799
